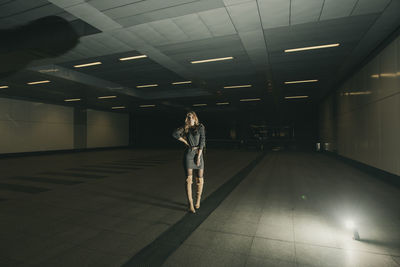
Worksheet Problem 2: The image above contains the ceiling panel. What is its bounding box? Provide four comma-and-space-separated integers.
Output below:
352, 0, 391, 16
264, 14, 378, 52
0, 0, 49, 18
226, 1, 260, 32
104, 0, 198, 20
222, 0, 255, 6
65, 3, 120, 31
114, 0, 225, 27
2, 4, 65, 25
129, 23, 169, 45
198, 8, 236, 37
290, 0, 324, 25
173, 14, 212, 40
258, 0, 290, 29
149, 19, 189, 43
87, 0, 144, 11
320, 0, 357, 21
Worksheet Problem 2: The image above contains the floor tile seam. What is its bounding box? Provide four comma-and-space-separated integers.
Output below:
243, 199, 265, 266
6, 240, 82, 263
184, 239, 298, 264
77, 228, 141, 241
33, 243, 132, 266
293, 239, 400, 257
198, 227, 297, 245
181, 241, 253, 257
246, 253, 297, 263
391, 255, 400, 266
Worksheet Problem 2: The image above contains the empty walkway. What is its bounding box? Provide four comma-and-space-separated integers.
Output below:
0, 149, 399, 266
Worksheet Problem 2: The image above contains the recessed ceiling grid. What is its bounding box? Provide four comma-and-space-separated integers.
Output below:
0, 0, 398, 111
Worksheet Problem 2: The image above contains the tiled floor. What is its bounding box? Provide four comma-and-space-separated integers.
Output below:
162, 151, 400, 267
0, 149, 399, 266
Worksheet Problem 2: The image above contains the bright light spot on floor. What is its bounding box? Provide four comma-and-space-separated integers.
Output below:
345, 220, 355, 229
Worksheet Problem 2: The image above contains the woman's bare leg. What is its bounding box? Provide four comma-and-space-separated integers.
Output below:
186, 169, 195, 213
195, 169, 204, 209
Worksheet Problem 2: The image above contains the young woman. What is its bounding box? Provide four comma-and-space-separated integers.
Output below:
172, 111, 206, 213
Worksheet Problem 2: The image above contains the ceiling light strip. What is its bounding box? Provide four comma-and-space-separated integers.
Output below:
285, 43, 340, 53
73, 62, 102, 68
240, 98, 261, 102
112, 106, 126, 109
136, 84, 158, 88
216, 102, 230, 105
0, 85, 9, 89
98, 96, 117, 99
223, 85, 252, 89
191, 57, 233, 64
139, 104, 156, 108
27, 80, 51, 85
64, 98, 81, 102
172, 81, 192, 85
285, 96, 309, 99
119, 55, 147, 61
193, 104, 207, 106
284, 79, 318, 84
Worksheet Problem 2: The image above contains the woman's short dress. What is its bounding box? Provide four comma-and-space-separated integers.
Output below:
172, 123, 206, 170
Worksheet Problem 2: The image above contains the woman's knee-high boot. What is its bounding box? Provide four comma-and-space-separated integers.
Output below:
186, 175, 195, 213
195, 177, 204, 209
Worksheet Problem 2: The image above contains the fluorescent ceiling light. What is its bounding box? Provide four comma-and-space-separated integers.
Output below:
284, 79, 318, 84
119, 55, 147, 61
223, 85, 252, 89
64, 98, 81, 102
136, 84, 158, 88
380, 73, 397, 78
343, 91, 371, 96
191, 56, 233, 64
370, 74, 379, 78
285, 43, 340, 53
193, 103, 207, 106
285, 96, 309, 99
73, 61, 102, 68
39, 68, 58, 73
0, 85, 9, 89
27, 80, 51, 85
172, 81, 192, 85
139, 104, 156, 108
216, 102, 230, 105
112, 106, 126, 109
98, 96, 117, 99
240, 98, 261, 102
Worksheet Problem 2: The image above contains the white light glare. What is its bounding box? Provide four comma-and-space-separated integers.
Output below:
345, 220, 355, 229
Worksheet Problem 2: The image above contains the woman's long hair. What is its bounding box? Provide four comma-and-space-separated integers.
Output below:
184, 111, 200, 133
